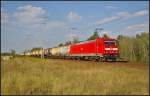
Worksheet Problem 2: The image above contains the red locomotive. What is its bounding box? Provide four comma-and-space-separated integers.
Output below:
69, 38, 119, 61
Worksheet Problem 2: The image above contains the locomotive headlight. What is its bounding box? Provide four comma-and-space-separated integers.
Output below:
105, 48, 111, 50
113, 48, 118, 50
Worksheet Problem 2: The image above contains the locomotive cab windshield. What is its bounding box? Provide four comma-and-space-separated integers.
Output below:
104, 41, 117, 46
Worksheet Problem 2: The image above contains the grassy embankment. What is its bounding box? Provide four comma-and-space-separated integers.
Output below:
1, 57, 149, 95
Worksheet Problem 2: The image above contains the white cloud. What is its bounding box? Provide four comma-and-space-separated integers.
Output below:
126, 24, 147, 31
119, 10, 148, 18
132, 10, 148, 17
118, 10, 148, 18
95, 9, 148, 25
13, 4, 67, 30
121, 23, 149, 36
68, 11, 81, 22
14, 4, 46, 25
96, 16, 121, 25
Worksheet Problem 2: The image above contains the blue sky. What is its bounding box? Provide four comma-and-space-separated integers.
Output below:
1, 1, 149, 53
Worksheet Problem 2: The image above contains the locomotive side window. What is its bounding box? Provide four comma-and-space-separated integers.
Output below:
104, 42, 109, 46
104, 41, 116, 46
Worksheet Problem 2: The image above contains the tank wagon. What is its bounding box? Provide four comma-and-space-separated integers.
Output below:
26, 38, 119, 61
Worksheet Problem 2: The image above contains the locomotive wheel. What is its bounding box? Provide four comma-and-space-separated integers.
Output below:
98, 57, 104, 62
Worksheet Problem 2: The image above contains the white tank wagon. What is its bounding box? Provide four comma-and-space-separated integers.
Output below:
33, 51, 36, 56
35, 50, 39, 56
51, 47, 61, 56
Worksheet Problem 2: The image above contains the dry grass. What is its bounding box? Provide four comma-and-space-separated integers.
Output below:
1, 56, 149, 95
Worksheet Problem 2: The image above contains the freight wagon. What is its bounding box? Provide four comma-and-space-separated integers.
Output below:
51, 47, 61, 56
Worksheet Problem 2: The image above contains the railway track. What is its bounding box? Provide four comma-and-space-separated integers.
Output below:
34, 56, 128, 63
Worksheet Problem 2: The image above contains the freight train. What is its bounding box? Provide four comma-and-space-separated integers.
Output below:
25, 38, 119, 61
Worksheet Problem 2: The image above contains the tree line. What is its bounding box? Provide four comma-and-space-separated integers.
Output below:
1, 49, 16, 57
117, 32, 149, 64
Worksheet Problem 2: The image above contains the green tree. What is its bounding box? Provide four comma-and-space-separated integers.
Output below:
117, 35, 124, 40
65, 41, 71, 45
1, 52, 11, 56
117, 32, 149, 64
134, 32, 149, 64
58, 43, 64, 47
